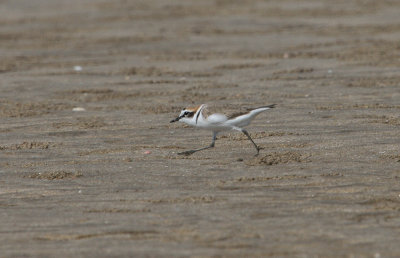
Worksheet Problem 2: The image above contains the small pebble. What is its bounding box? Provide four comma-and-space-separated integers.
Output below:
123, 157, 133, 162
73, 65, 82, 71
144, 150, 151, 155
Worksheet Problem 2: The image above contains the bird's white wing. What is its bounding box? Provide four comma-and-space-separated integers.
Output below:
207, 113, 228, 124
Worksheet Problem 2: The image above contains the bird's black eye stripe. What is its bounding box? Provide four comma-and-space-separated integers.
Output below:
183, 111, 194, 116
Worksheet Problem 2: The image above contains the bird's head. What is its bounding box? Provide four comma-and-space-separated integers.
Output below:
170, 105, 205, 124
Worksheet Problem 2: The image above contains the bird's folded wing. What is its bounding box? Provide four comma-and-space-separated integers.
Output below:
207, 113, 228, 124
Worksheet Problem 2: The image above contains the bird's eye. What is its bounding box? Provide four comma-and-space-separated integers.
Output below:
184, 111, 189, 115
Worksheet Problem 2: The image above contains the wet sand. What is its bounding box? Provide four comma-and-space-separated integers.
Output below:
1, 0, 400, 256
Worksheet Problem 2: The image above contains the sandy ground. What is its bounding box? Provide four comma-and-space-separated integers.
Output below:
1, 0, 400, 257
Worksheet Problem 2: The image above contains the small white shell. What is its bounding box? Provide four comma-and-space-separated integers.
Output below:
72, 107, 86, 112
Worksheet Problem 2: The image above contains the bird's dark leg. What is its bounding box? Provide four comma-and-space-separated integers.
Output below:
241, 129, 261, 156
178, 132, 217, 156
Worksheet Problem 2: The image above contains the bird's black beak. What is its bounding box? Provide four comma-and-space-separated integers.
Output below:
170, 116, 181, 123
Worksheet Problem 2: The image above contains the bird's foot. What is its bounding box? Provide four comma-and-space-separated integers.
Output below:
178, 150, 197, 156
254, 146, 264, 156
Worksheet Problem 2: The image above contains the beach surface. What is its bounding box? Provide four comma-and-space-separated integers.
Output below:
1, 0, 400, 256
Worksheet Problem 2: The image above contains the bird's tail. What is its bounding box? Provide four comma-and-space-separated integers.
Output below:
252, 104, 276, 110
249, 104, 276, 115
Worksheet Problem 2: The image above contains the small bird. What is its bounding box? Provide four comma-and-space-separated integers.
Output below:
170, 104, 276, 156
